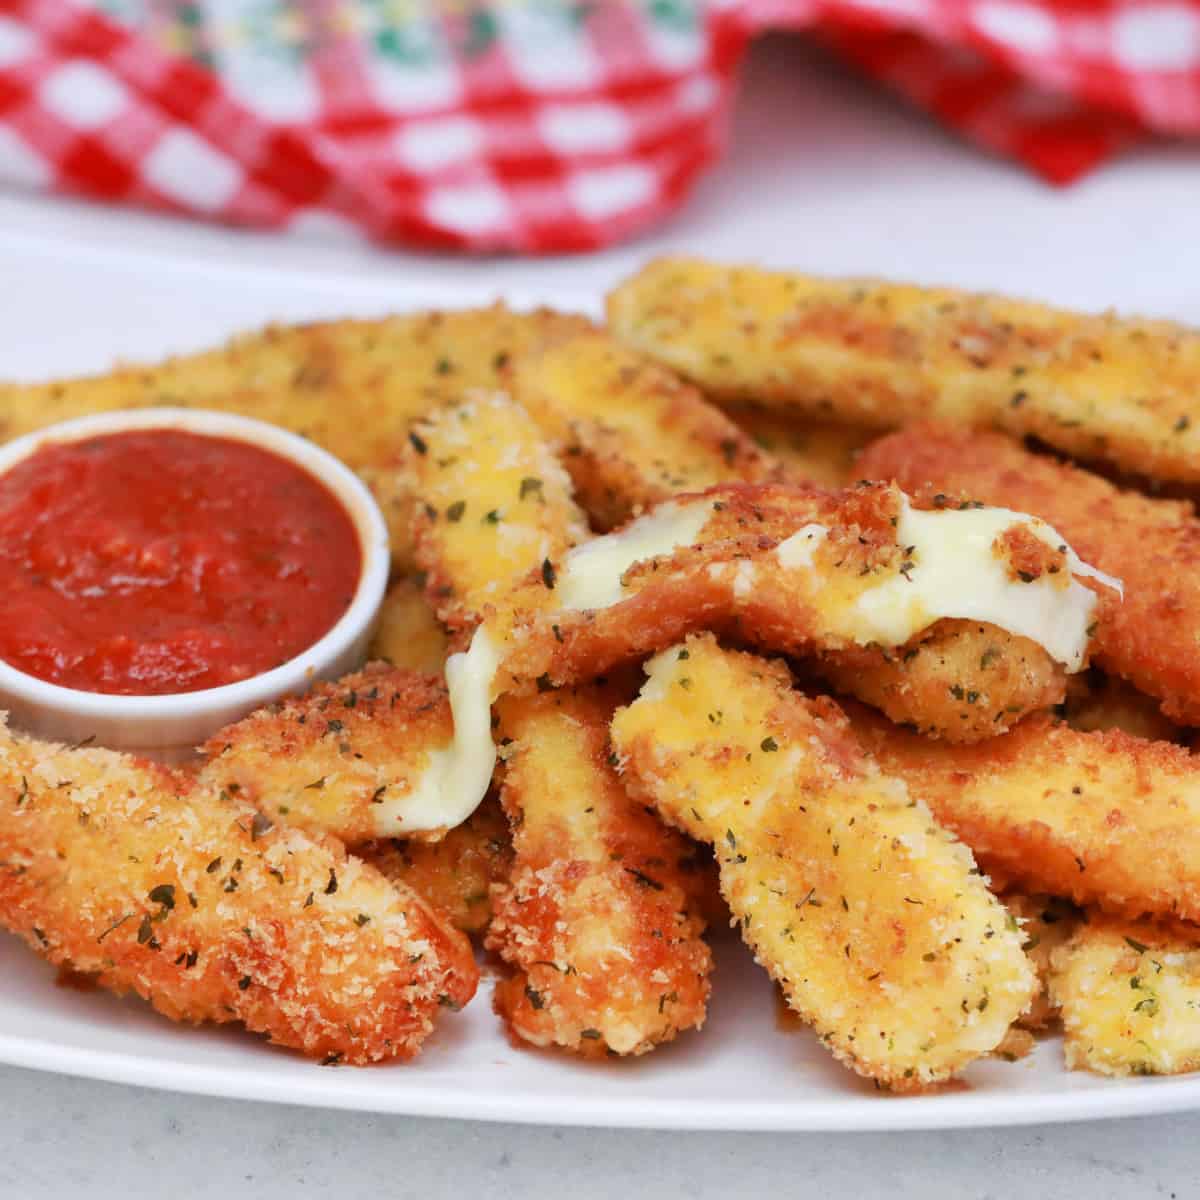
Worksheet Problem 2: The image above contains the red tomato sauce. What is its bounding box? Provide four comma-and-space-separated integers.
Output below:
0, 429, 362, 695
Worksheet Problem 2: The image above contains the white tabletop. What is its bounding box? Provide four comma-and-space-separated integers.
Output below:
3, 33, 1200, 1197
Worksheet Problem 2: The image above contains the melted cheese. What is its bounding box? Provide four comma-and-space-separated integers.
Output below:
776, 523, 829, 570
849, 500, 1120, 670
374, 626, 500, 836
557, 500, 711, 610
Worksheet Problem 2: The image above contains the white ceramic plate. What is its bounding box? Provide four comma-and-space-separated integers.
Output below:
1, 231, 1198, 1132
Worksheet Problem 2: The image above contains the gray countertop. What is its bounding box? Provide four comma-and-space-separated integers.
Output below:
1, 1063, 1190, 1199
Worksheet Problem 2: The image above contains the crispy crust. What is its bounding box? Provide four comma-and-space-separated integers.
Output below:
608, 256, 1200, 485
367, 578, 449, 676
511, 331, 780, 530
200, 664, 452, 843
494, 481, 1066, 740
611, 634, 1035, 1090
859, 423, 1200, 723
815, 619, 1065, 741
726, 406, 873, 488
999, 892, 1081, 1031
402, 392, 588, 634
851, 706, 1200, 922
355, 793, 512, 936
1060, 669, 1182, 743
0, 727, 477, 1063
486, 686, 711, 1057
1050, 914, 1200, 1076
0, 305, 590, 569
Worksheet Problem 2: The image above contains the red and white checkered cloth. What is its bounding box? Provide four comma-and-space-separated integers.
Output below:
0, 0, 1196, 253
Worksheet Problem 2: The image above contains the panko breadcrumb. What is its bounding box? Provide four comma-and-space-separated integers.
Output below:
611, 634, 1035, 1090
495, 481, 1073, 741
200, 664, 453, 842
0, 725, 477, 1063
1050, 915, 1200, 1076
852, 708, 1200, 923
608, 256, 1200, 485
356, 793, 512, 935
487, 686, 711, 1057
858, 423, 1200, 724
511, 330, 779, 530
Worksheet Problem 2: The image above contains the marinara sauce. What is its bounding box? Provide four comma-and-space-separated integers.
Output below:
0, 429, 362, 695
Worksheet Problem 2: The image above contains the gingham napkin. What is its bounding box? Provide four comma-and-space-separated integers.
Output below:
0, 0, 1195, 253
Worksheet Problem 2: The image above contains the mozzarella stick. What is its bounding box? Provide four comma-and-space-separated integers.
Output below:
199, 664, 459, 842
511, 330, 778, 530
859, 424, 1200, 723
0, 726, 477, 1063
367, 578, 449, 676
494, 481, 1104, 740
1050, 915, 1200, 1076
851, 709, 1200, 923
1001, 892, 1081, 1031
487, 686, 711, 1057
611, 635, 1035, 1089
726, 406, 872, 488
608, 256, 1200, 485
355, 793, 512, 935
0, 306, 590, 569
402, 391, 589, 634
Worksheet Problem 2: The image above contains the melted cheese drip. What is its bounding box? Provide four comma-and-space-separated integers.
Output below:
557, 501, 712, 611
374, 626, 500, 835
849, 500, 1120, 670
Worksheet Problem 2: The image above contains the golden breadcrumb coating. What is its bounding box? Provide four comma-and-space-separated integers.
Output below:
511, 331, 779, 530
402, 392, 588, 633
493, 481, 1070, 741
0, 306, 589, 568
367, 578, 449, 676
1000, 892, 1081, 1031
355, 793, 512, 936
726, 406, 871, 488
611, 634, 1035, 1090
816, 619, 1065, 742
608, 256, 1200, 485
0, 725, 477, 1063
1050, 915, 1200, 1076
859, 423, 1200, 724
200, 664, 452, 843
851, 708, 1200, 923
487, 686, 711, 1058
1060, 669, 1182, 743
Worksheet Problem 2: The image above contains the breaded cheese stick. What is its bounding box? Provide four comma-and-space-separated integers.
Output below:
815, 619, 1065, 742
0, 306, 590, 568
0, 726, 477, 1063
200, 664, 457, 841
487, 686, 711, 1057
1060, 669, 1182, 743
1001, 893, 1081, 1031
608, 257, 1200, 485
402, 392, 589, 633
367, 578, 449, 675
511, 330, 778, 530
859, 424, 1200, 724
851, 709, 1200, 923
356, 793, 512, 936
611, 635, 1035, 1089
726, 406, 872, 488
494, 481, 1104, 740
1050, 915, 1200, 1076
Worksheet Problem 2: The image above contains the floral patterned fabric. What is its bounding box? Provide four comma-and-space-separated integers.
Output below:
0, 0, 1195, 252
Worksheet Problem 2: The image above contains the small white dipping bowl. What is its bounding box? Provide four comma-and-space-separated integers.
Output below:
0, 408, 389, 757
